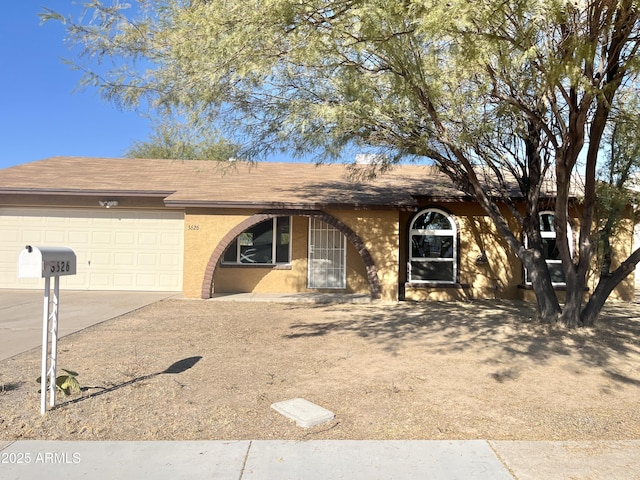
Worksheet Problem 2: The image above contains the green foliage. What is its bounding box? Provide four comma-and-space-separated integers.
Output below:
39, 1, 640, 166
37, 369, 81, 396
124, 121, 240, 160
594, 99, 640, 275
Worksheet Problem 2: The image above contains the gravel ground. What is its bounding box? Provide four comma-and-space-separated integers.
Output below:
1, 299, 639, 441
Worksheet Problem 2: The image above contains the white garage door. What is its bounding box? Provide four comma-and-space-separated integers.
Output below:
0, 207, 184, 291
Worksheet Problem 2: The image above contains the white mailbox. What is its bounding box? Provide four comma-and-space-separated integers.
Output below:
17, 245, 77, 415
18, 245, 77, 278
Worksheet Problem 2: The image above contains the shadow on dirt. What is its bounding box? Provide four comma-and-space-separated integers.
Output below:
0, 381, 24, 393
283, 300, 640, 373
52, 356, 202, 410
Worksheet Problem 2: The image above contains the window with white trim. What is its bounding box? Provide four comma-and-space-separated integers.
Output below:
408, 208, 457, 283
524, 212, 571, 285
222, 217, 291, 265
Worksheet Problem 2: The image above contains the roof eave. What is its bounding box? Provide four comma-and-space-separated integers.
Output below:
0, 188, 176, 198
163, 199, 416, 210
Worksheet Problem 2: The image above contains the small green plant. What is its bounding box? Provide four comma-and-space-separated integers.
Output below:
36, 369, 81, 396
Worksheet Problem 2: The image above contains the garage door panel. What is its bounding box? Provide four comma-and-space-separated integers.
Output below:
138, 253, 157, 266
69, 231, 90, 243
42, 216, 64, 225
113, 273, 135, 287
135, 274, 157, 287
3, 230, 19, 242
155, 274, 180, 289
0, 207, 183, 291
89, 274, 111, 287
68, 217, 88, 226
161, 232, 182, 245
90, 252, 112, 265
92, 231, 113, 244
115, 232, 136, 245
114, 252, 135, 265
10, 278, 41, 288
65, 273, 88, 288
138, 232, 159, 245
20, 229, 44, 243
45, 230, 66, 243
160, 253, 181, 266
115, 217, 137, 225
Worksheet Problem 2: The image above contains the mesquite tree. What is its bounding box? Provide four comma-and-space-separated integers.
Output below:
43, 0, 640, 326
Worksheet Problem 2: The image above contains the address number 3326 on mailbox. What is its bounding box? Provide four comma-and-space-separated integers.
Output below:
18, 245, 77, 278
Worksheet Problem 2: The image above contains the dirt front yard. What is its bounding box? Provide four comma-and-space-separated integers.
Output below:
1, 299, 639, 441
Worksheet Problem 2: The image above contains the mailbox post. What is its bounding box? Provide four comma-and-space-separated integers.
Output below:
18, 246, 76, 414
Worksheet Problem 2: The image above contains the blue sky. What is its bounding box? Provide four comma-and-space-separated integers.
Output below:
0, 2, 159, 170
0, 3, 350, 172
0, 3, 414, 171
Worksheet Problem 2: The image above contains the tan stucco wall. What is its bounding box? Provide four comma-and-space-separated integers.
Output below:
587, 216, 635, 302
459, 205, 521, 299
182, 209, 258, 298
399, 202, 635, 303
212, 215, 373, 295
328, 209, 399, 301
182, 209, 396, 300
182, 203, 635, 302
401, 202, 521, 302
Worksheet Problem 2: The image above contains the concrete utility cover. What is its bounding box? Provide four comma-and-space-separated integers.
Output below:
271, 398, 335, 428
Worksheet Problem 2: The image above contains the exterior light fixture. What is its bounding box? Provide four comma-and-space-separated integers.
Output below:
475, 251, 489, 265
99, 200, 119, 208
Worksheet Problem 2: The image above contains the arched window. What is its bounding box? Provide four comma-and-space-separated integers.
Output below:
524, 211, 571, 285
222, 217, 291, 265
409, 208, 457, 283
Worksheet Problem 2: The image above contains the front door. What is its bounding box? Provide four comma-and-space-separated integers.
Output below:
307, 218, 346, 289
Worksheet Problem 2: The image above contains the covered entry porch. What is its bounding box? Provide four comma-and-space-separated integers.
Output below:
194, 209, 396, 301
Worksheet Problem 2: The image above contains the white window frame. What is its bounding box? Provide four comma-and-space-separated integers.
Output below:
408, 208, 457, 284
524, 211, 573, 286
307, 217, 347, 289
222, 217, 292, 265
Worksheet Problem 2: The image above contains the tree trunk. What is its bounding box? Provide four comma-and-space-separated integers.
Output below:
581, 277, 616, 327
560, 268, 586, 328
581, 247, 640, 326
523, 250, 562, 323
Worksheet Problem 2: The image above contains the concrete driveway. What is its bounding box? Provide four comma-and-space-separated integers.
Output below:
0, 290, 176, 361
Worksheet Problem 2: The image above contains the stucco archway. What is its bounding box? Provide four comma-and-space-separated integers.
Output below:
200, 210, 381, 299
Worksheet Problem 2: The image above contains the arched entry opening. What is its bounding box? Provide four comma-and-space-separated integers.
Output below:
200, 210, 381, 299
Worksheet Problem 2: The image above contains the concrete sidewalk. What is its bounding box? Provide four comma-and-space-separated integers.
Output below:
0, 290, 176, 361
1, 440, 638, 479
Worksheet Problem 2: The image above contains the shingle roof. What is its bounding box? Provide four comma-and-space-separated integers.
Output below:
0, 156, 468, 209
